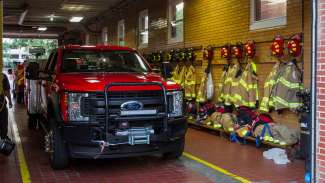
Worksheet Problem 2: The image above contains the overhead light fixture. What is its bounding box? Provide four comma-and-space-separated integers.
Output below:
62, 4, 89, 11
38, 27, 47, 31
62, 4, 91, 11
50, 14, 54, 21
70, 16, 84, 22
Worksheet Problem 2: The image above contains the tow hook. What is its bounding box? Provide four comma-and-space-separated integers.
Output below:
93, 140, 110, 159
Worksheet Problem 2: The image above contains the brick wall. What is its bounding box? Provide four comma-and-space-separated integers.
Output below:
318, 0, 325, 181
94, 0, 311, 128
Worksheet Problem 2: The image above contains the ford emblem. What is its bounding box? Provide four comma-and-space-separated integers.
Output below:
121, 101, 143, 111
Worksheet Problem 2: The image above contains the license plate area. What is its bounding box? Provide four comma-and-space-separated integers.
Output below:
115, 127, 154, 145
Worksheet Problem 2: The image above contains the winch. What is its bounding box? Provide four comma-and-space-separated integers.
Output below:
116, 127, 155, 145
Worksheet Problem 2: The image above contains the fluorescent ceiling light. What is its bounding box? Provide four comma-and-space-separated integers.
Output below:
38, 27, 47, 31
50, 14, 54, 21
62, 4, 91, 11
70, 16, 84, 22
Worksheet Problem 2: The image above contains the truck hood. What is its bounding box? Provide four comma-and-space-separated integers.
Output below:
55, 72, 180, 92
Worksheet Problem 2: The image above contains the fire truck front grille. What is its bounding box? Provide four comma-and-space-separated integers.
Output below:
81, 90, 166, 125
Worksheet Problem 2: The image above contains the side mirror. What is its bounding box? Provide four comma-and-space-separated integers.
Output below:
25, 62, 40, 80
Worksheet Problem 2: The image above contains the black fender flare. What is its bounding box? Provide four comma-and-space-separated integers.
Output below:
47, 92, 62, 124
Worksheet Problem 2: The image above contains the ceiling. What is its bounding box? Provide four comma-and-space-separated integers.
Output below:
3, 0, 125, 38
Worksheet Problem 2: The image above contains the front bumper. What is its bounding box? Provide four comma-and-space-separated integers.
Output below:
61, 117, 187, 158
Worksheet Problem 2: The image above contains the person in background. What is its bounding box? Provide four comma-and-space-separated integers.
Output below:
0, 73, 13, 140
14, 64, 25, 104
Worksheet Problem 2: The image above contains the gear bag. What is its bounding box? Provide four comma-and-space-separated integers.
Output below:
220, 113, 236, 132
251, 113, 274, 132
0, 138, 15, 156
236, 106, 257, 126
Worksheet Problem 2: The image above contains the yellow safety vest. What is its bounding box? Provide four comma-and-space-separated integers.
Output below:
223, 64, 240, 105
259, 62, 280, 112
271, 60, 303, 110
184, 65, 196, 100
233, 61, 259, 108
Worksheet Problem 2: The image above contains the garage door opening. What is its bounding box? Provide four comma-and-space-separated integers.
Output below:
3, 38, 57, 69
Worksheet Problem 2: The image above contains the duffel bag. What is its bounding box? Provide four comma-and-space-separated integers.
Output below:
0, 139, 15, 156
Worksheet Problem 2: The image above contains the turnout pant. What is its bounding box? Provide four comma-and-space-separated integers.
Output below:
0, 107, 8, 139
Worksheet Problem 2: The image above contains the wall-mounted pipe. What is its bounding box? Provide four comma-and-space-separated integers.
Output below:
0, 0, 3, 94
0, 0, 3, 95
311, 0, 318, 182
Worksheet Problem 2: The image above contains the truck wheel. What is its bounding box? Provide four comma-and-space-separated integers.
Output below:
49, 120, 69, 169
27, 114, 37, 130
163, 137, 185, 159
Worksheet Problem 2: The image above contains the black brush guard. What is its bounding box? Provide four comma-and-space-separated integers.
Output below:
100, 82, 168, 145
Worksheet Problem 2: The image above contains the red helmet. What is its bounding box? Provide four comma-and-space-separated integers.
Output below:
271, 35, 285, 58
232, 43, 243, 60
244, 40, 256, 58
221, 44, 231, 60
288, 33, 302, 57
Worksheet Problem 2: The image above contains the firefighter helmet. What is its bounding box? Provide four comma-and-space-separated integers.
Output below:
288, 33, 302, 57
271, 35, 285, 58
232, 43, 243, 60
221, 44, 231, 60
244, 40, 256, 58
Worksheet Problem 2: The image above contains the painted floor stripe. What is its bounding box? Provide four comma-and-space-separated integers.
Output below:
183, 152, 251, 183
9, 111, 31, 183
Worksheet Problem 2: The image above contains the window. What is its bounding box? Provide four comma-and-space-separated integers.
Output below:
49, 52, 58, 72
250, 0, 287, 30
117, 20, 125, 46
139, 9, 149, 47
45, 52, 54, 71
61, 50, 149, 73
102, 27, 108, 45
168, 0, 184, 43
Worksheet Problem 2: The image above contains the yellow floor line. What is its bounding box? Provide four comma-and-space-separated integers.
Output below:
9, 111, 31, 183
183, 152, 251, 183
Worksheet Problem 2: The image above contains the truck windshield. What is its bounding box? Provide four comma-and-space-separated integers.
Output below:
61, 50, 149, 73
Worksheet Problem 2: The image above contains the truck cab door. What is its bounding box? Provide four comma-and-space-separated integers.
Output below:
40, 52, 57, 115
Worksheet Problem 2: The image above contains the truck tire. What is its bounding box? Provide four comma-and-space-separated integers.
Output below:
163, 137, 185, 159
49, 119, 69, 169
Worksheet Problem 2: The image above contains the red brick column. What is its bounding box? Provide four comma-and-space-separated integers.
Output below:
318, 0, 325, 182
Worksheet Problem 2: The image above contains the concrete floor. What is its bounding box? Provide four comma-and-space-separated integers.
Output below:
0, 104, 305, 183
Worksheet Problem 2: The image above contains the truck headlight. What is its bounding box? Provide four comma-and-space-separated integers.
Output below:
167, 91, 183, 117
68, 93, 89, 121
